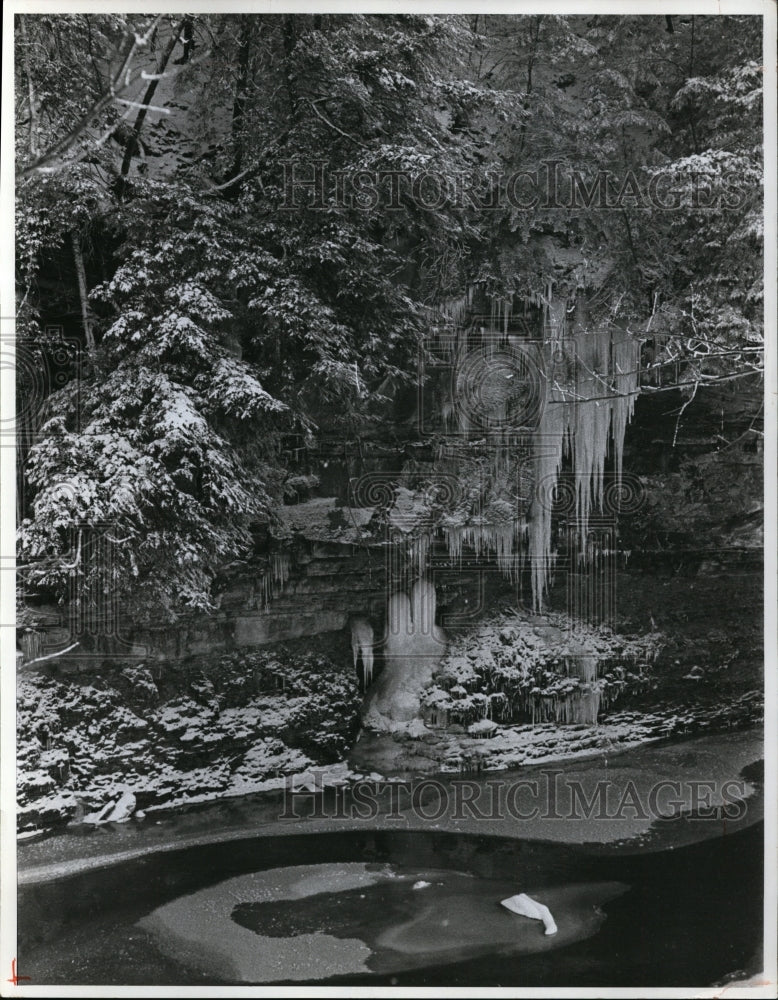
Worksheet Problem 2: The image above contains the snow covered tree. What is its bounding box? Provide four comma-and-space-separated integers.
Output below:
15, 13, 763, 626
16, 14, 515, 622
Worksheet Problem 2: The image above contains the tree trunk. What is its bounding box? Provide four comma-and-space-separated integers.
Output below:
71, 230, 95, 354
281, 15, 299, 117
517, 16, 543, 158
19, 15, 38, 156
687, 16, 700, 154
119, 16, 189, 182
222, 16, 253, 197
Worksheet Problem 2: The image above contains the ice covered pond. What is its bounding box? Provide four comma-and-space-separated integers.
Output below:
19, 819, 762, 986
17, 728, 763, 986
139, 862, 626, 981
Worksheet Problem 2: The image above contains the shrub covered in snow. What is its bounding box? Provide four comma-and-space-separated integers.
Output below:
421, 610, 662, 728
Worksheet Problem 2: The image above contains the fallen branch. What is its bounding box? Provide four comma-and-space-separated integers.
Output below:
22, 642, 81, 667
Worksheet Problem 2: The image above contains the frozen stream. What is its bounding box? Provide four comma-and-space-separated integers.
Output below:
16, 728, 764, 986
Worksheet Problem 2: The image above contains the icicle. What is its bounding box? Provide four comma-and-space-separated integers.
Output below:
444, 524, 463, 563
411, 577, 434, 638
529, 393, 566, 609
384, 580, 445, 675
440, 295, 469, 330
411, 532, 431, 579
271, 552, 291, 588
611, 331, 640, 480
259, 573, 271, 609
569, 317, 610, 542
350, 617, 374, 689
387, 591, 412, 639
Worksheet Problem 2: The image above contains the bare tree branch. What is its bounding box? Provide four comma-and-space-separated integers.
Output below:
672, 379, 699, 447
23, 642, 81, 667
19, 16, 161, 177
202, 125, 292, 196
306, 98, 369, 149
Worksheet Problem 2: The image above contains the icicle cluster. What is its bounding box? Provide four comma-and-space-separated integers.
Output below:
385, 578, 445, 665
439, 286, 475, 330
254, 552, 292, 609
438, 287, 639, 611
443, 521, 526, 578
529, 299, 640, 608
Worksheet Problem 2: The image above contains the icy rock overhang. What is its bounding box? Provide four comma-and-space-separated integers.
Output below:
273, 497, 381, 546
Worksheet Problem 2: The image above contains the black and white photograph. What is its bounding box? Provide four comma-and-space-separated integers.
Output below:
2, 2, 776, 994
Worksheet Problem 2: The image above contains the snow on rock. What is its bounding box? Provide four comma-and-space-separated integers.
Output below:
468, 718, 498, 737
84, 787, 137, 825
420, 608, 664, 730
121, 664, 159, 703
16, 648, 361, 834
229, 739, 315, 791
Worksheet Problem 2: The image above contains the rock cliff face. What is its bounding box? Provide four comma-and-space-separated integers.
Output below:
20, 497, 389, 665
159, 498, 388, 656
16, 556, 763, 833
15, 365, 763, 834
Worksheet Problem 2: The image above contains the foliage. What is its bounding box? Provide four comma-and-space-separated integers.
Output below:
422, 611, 662, 725
209, 647, 362, 759
15, 13, 763, 623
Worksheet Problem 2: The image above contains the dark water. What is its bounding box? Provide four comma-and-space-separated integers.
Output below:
19, 822, 763, 987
